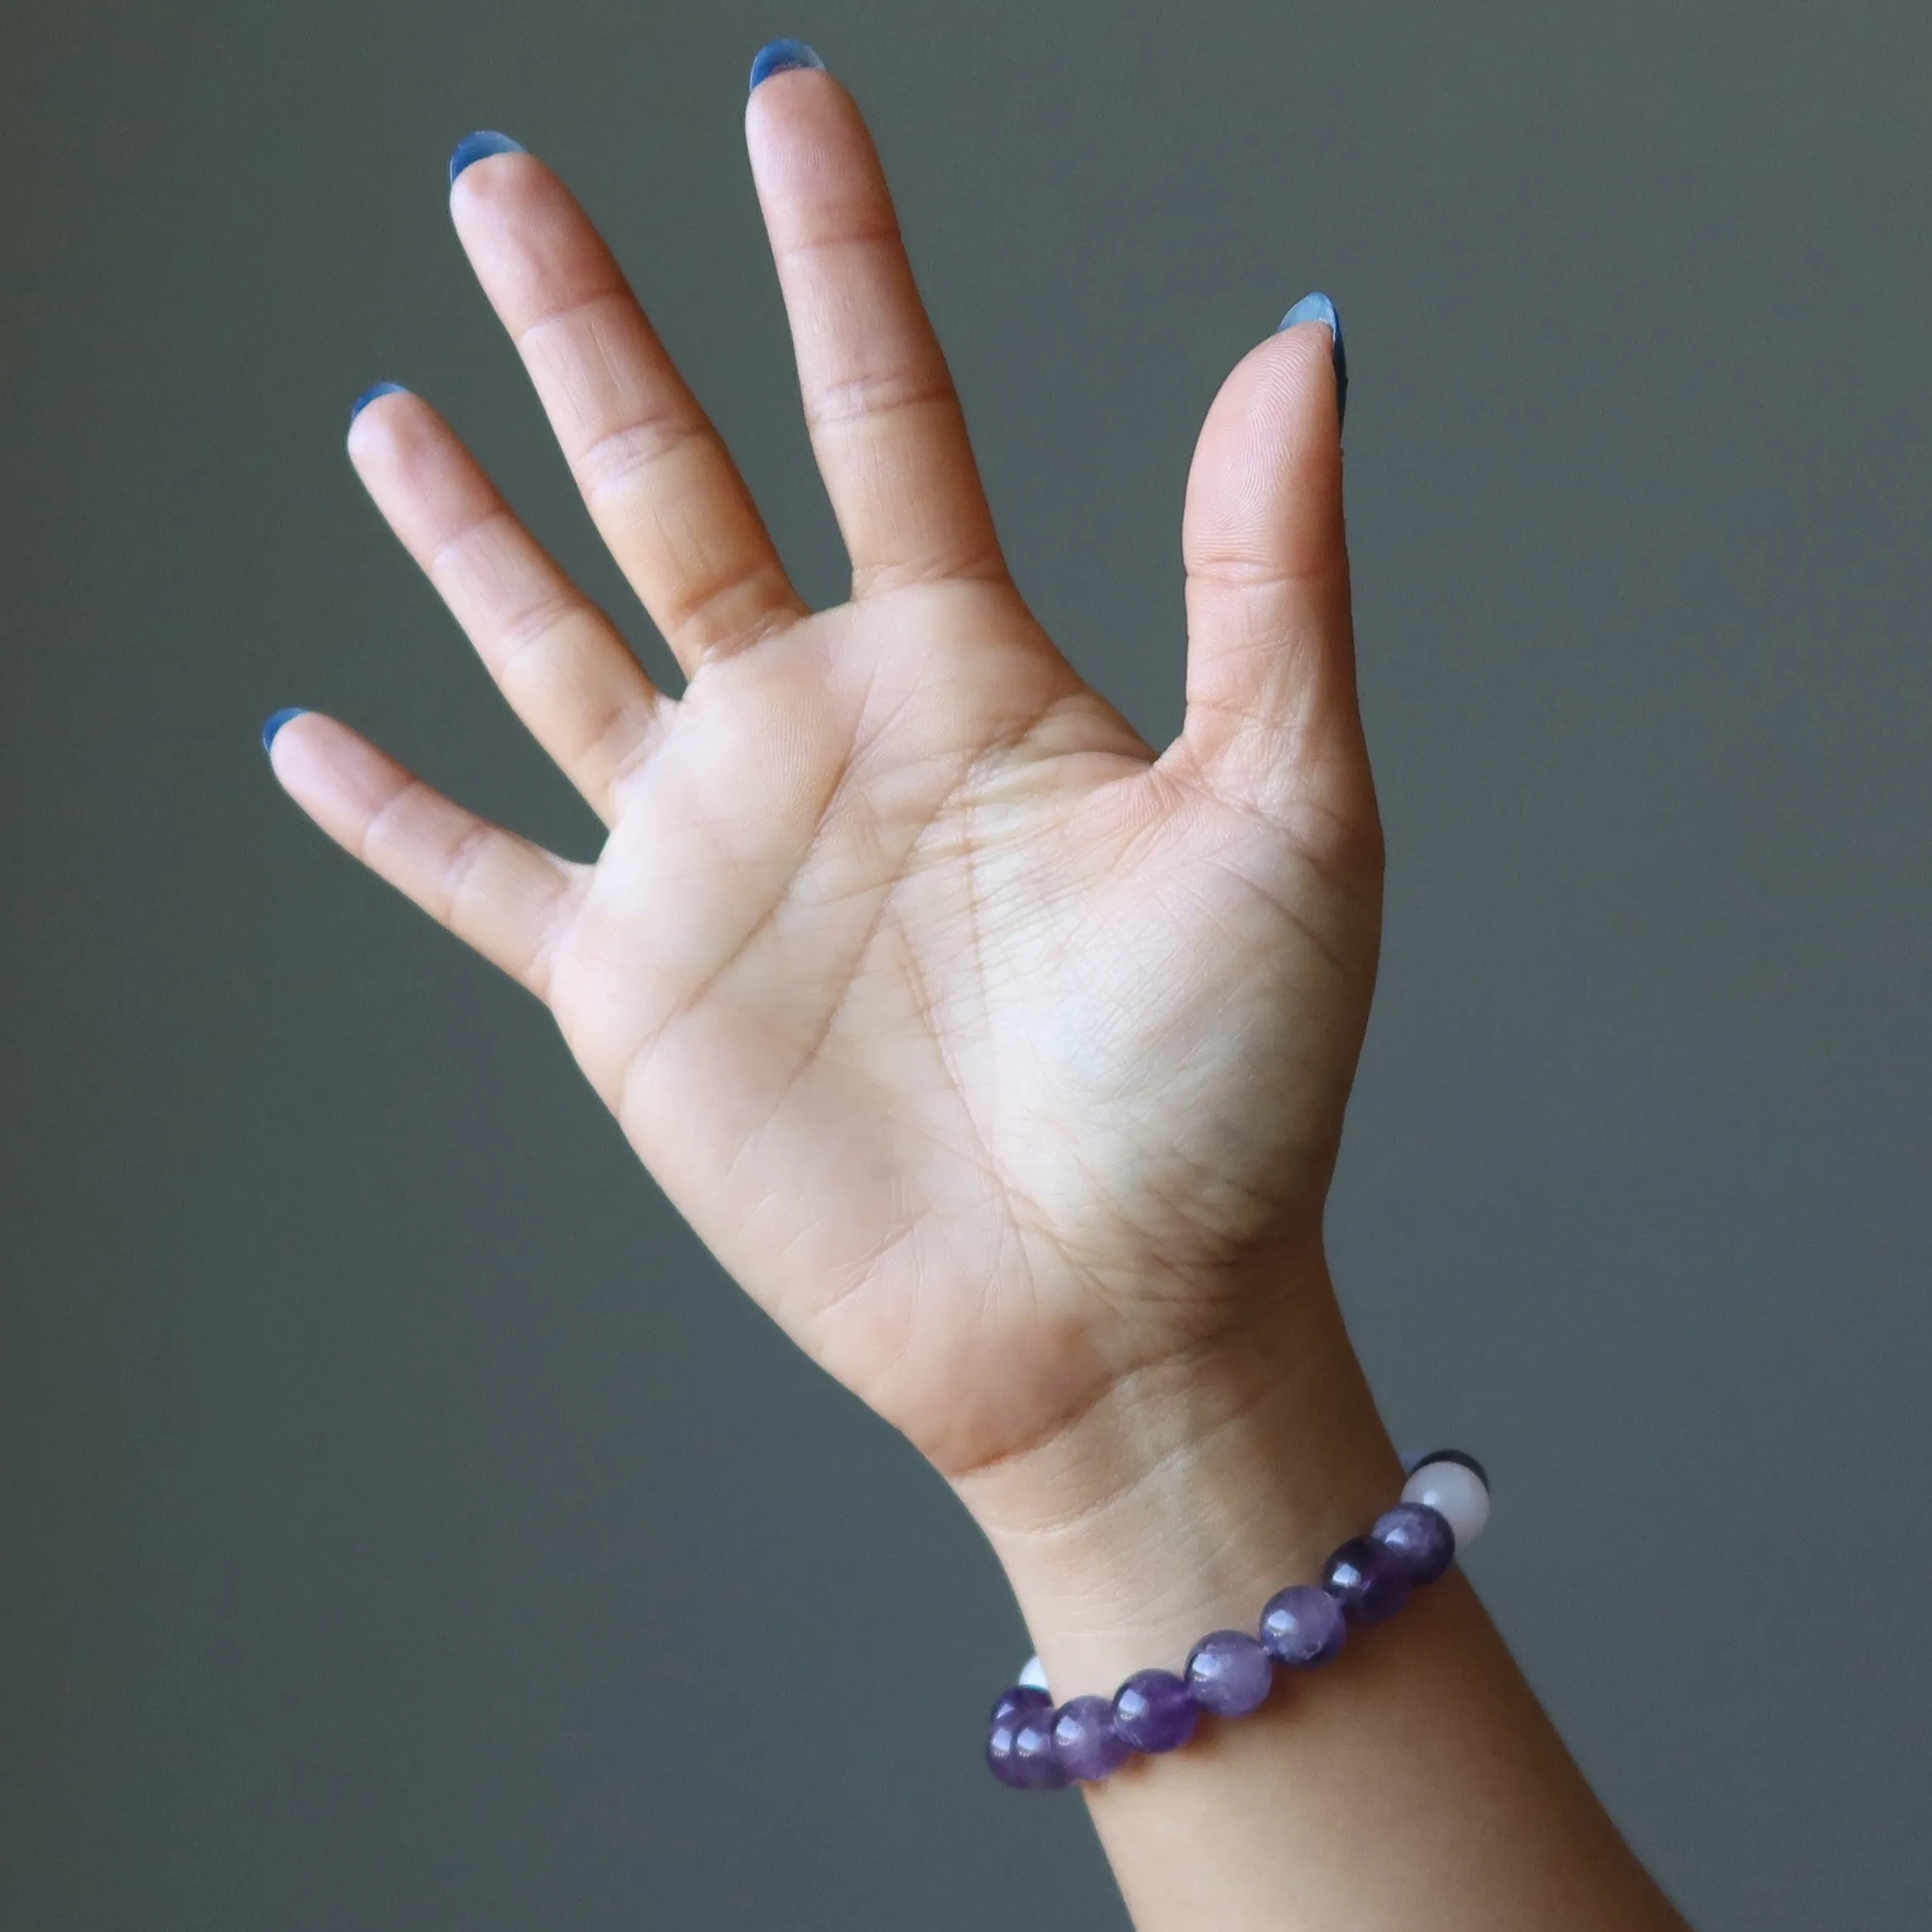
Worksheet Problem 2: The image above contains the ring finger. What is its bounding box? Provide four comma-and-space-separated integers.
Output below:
347, 385, 666, 824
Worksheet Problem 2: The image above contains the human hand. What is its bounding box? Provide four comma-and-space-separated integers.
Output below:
268, 60, 1382, 1540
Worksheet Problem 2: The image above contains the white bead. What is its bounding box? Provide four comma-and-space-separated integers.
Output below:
1018, 1654, 1050, 1692
1402, 1460, 1490, 1548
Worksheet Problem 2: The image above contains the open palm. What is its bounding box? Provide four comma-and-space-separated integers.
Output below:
270, 61, 1382, 1485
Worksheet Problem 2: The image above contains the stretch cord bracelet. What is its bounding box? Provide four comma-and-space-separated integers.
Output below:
985, 1450, 1491, 1790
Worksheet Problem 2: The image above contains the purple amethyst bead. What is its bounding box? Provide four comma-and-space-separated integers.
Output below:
986, 1693, 1046, 1787
1052, 1695, 1132, 1783
1371, 1501, 1456, 1584
1184, 1630, 1275, 1716
1260, 1582, 1348, 1669
991, 1684, 1053, 1729
1012, 1703, 1070, 1789
1323, 1536, 1412, 1624
1113, 1669, 1199, 1754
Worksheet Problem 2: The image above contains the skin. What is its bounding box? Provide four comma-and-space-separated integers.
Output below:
268, 63, 1691, 1931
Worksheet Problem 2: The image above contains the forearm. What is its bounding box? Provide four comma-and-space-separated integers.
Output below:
957, 1265, 1688, 1932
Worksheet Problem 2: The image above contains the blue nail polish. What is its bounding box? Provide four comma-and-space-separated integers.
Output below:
1278, 292, 1348, 427
262, 708, 306, 753
348, 381, 407, 429
749, 39, 826, 91
449, 130, 525, 186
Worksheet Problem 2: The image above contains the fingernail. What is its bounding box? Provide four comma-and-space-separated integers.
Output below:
262, 708, 306, 753
449, 130, 525, 186
1278, 292, 1348, 427
748, 39, 826, 91
348, 381, 407, 430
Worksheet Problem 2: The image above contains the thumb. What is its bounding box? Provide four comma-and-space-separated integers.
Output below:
1175, 296, 1370, 828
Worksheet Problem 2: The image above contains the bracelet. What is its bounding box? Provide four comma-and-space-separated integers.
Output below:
985, 1450, 1490, 1789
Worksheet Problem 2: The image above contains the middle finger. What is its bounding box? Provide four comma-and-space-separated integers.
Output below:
449, 140, 806, 675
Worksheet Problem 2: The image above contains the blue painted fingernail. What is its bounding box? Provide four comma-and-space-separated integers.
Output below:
263, 708, 306, 753
1278, 292, 1348, 427
348, 382, 407, 430
749, 39, 826, 90
449, 130, 525, 186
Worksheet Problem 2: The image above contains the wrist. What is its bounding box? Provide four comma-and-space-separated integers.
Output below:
954, 1259, 1400, 1696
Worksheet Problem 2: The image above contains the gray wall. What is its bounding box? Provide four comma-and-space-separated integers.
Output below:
4, 2, 1928, 1925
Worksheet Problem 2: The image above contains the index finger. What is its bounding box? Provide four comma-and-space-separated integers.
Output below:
746, 50, 1008, 600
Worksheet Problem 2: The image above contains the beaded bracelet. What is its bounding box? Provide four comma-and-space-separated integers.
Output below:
985, 1450, 1490, 1789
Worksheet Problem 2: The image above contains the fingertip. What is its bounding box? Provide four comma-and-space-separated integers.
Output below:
449, 130, 526, 188
344, 381, 431, 476
347, 382, 409, 434
1277, 291, 1339, 339
1197, 320, 1344, 494
263, 710, 360, 814
263, 707, 306, 757
744, 39, 846, 171
344, 383, 433, 494
443, 136, 589, 311
748, 38, 828, 93
1182, 311, 1351, 617
446, 135, 548, 254
1275, 292, 1347, 428
743, 40, 873, 218
259, 712, 394, 833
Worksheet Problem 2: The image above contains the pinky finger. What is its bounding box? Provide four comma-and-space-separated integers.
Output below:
265, 710, 583, 999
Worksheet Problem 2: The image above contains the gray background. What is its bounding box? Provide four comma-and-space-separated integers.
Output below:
3, 1, 1927, 1925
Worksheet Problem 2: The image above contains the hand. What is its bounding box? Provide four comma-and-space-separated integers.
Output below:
268, 63, 1380, 1502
